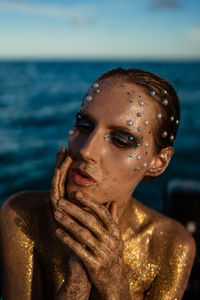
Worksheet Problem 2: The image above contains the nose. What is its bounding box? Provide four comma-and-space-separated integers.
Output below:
79, 129, 103, 163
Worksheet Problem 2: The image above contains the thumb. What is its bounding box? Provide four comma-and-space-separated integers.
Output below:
109, 201, 119, 224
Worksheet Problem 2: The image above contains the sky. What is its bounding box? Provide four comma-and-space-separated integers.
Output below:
0, 0, 199, 60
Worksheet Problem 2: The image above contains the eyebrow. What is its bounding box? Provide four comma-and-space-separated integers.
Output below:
79, 109, 141, 142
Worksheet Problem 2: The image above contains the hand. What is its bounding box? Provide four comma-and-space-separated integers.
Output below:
50, 147, 92, 299
54, 192, 131, 299
56, 253, 91, 300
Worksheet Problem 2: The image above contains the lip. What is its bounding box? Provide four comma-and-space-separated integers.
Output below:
72, 168, 97, 186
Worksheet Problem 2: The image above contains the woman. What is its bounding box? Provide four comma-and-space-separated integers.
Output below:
0, 68, 196, 299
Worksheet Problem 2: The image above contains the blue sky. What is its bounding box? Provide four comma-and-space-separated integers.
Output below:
0, 0, 199, 60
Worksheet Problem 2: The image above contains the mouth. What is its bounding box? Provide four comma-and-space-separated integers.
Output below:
72, 168, 97, 186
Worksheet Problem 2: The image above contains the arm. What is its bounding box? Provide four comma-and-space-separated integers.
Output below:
0, 193, 44, 300
144, 231, 196, 300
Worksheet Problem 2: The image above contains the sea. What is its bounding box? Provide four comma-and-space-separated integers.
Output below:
0, 61, 200, 212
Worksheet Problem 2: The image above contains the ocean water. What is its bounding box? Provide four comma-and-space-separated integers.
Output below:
0, 61, 200, 211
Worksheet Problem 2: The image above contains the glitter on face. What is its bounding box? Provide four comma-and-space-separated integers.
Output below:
138, 100, 144, 106
127, 120, 133, 126
145, 142, 149, 147
137, 155, 142, 160
137, 167, 141, 170
144, 120, 149, 125
144, 162, 147, 167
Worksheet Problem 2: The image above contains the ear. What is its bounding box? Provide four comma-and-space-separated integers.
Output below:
144, 146, 174, 178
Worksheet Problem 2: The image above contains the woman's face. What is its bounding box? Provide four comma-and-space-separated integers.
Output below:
67, 78, 161, 206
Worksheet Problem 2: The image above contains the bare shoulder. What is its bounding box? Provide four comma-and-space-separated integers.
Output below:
0, 191, 51, 232
134, 199, 196, 257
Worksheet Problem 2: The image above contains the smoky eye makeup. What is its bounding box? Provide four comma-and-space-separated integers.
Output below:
109, 130, 139, 148
74, 112, 94, 133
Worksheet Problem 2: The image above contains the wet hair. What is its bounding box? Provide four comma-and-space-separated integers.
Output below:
97, 67, 180, 154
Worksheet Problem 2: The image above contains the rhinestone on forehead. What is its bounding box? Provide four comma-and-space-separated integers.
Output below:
170, 116, 175, 121
127, 120, 133, 126
93, 82, 99, 88
176, 120, 179, 124
157, 113, 162, 120
162, 131, 168, 137
138, 100, 144, 106
164, 89, 168, 94
162, 99, 168, 105
86, 95, 92, 102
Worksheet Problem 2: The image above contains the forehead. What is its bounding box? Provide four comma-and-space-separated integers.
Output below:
83, 79, 159, 128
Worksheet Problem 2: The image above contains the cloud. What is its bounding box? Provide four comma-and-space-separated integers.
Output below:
0, 1, 95, 25
150, 0, 181, 10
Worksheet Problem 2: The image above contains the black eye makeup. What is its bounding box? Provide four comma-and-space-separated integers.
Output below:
74, 111, 140, 149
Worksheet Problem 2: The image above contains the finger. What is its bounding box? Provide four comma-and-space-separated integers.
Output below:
109, 201, 119, 224
50, 168, 61, 208
55, 228, 96, 265
56, 148, 67, 169
54, 210, 102, 254
58, 199, 109, 242
76, 192, 121, 241
59, 153, 73, 197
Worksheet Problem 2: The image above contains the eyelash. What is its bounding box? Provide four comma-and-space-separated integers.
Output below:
74, 114, 138, 149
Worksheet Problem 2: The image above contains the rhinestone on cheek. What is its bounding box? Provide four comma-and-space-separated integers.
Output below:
129, 154, 133, 158
144, 120, 149, 125
137, 113, 141, 117
137, 155, 142, 160
129, 99, 133, 103
151, 90, 156, 96
129, 136, 134, 141
138, 127, 142, 131
96, 89, 100, 93
164, 89, 168, 94
145, 142, 149, 147
176, 120, 179, 124
144, 162, 147, 167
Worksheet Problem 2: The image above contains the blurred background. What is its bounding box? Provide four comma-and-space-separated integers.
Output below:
0, 0, 200, 298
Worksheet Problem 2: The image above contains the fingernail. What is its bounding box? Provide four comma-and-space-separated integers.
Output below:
54, 211, 63, 219
59, 200, 66, 207
61, 147, 65, 153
